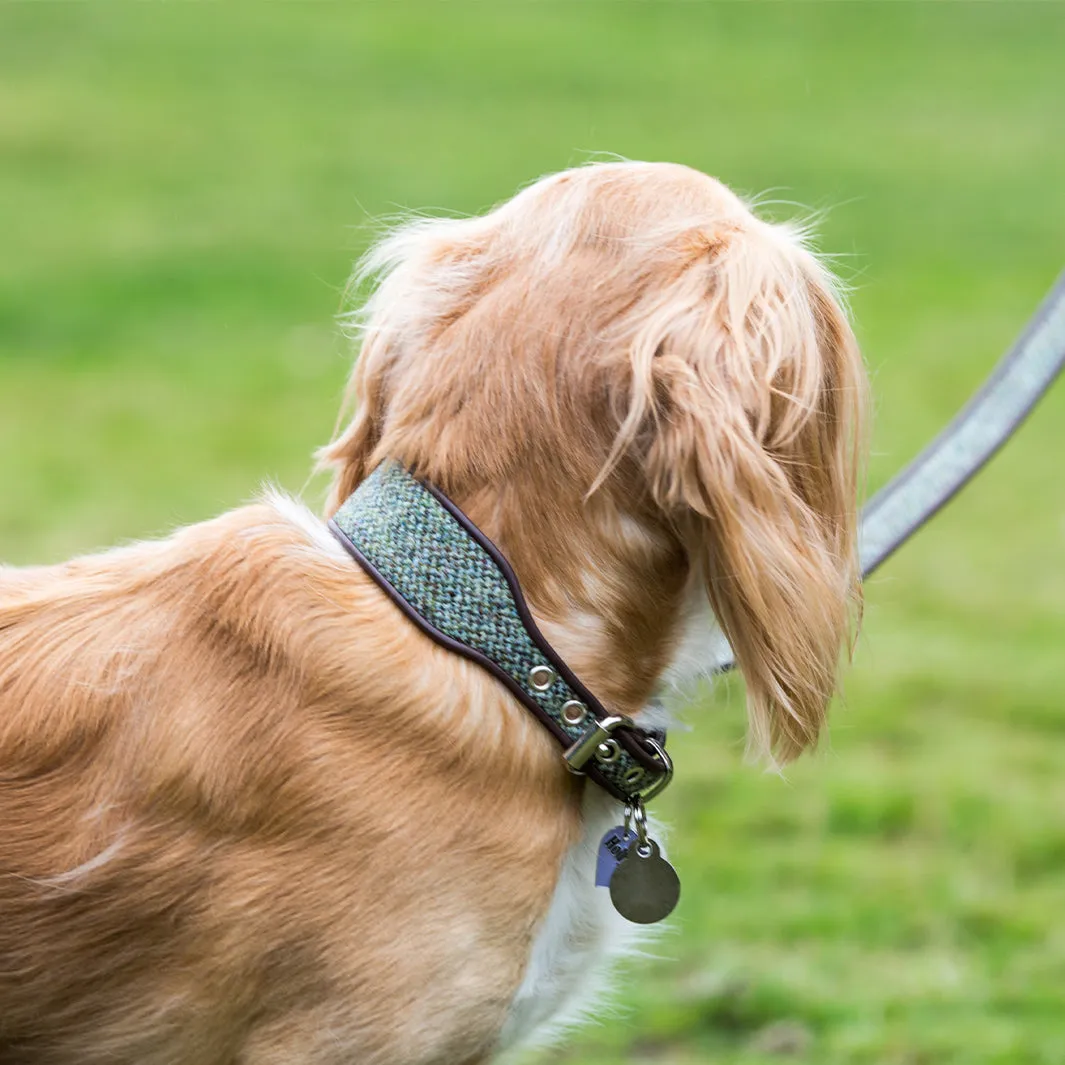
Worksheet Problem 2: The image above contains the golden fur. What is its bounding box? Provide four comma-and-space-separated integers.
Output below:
0, 161, 866, 1064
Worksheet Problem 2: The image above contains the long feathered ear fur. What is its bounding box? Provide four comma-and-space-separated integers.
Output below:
317, 213, 498, 513
318, 329, 390, 514
626, 224, 865, 763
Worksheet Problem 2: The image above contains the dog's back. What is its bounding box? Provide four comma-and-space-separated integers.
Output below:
0, 504, 576, 1065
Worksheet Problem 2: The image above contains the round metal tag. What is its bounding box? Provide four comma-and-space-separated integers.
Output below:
608, 839, 680, 924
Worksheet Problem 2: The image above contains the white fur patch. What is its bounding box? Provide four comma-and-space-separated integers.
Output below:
33, 831, 127, 892
498, 587, 723, 1057
496, 789, 662, 1058
660, 582, 733, 693
263, 488, 348, 562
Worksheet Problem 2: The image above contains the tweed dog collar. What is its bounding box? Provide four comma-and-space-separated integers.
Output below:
327, 460, 673, 806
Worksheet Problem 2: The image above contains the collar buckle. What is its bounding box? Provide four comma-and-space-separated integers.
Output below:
564, 715, 674, 802
563, 714, 632, 773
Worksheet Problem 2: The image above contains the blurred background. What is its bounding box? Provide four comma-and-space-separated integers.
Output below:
2, 4, 1064, 1063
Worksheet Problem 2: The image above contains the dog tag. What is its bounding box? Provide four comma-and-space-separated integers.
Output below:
595, 825, 636, 887
608, 838, 680, 924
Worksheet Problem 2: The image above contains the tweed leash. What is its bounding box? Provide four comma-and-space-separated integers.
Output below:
328, 460, 673, 805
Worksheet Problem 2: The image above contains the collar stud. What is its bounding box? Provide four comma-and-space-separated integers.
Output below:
528, 665, 557, 692
561, 699, 588, 726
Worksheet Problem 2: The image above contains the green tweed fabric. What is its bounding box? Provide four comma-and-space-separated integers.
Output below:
331, 460, 661, 799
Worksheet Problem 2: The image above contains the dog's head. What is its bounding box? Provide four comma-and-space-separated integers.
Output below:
320, 162, 866, 763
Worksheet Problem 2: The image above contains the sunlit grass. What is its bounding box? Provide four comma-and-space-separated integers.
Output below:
2, 4, 1064, 1063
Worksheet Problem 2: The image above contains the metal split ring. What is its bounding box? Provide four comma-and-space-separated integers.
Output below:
628, 798, 651, 855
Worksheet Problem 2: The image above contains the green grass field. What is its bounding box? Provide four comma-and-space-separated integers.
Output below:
2, 4, 1064, 1063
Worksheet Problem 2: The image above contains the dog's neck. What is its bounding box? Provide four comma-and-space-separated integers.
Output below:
328, 461, 676, 801
440, 473, 693, 720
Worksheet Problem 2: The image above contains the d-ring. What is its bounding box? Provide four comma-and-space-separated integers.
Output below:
637, 736, 673, 802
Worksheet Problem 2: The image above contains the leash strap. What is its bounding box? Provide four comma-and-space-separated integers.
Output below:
329, 461, 673, 804
859, 271, 1065, 576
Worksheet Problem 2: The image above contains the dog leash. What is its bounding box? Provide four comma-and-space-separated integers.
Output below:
329, 461, 680, 924
857, 271, 1065, 577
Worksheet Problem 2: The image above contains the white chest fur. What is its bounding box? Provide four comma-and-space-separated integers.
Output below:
495, 594, 729, 1058
495, 789, 658, 1058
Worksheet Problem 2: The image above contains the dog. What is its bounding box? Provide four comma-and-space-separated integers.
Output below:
0, 161, 866, 1064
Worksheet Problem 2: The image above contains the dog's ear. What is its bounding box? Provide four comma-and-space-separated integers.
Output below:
318, 217, 498, 514
318, 327, 393, 515
632, 231, 864, 763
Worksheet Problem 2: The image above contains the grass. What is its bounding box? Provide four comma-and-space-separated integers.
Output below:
2, 3, 1064, 1063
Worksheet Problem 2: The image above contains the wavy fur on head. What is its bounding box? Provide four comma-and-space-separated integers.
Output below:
321, 161, 866, 762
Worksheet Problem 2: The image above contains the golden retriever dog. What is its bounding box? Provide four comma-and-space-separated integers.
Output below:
0, 161, 866, 1065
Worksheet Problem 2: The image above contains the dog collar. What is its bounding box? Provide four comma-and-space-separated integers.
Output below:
328, 460, 673, 805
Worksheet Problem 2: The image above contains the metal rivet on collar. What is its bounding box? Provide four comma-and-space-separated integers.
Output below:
595, 739, 621, 765
561, 699, 588, 726
622, 765, 646, 788
528, 665, 557, 692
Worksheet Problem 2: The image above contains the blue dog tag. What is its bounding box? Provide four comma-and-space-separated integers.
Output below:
595, 825, 636, 887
